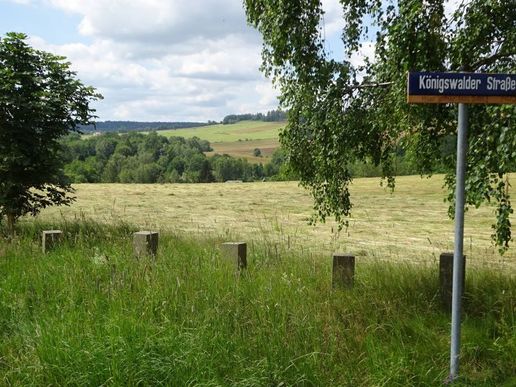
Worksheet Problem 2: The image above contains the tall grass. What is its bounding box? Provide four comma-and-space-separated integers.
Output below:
0, 220, 514, 385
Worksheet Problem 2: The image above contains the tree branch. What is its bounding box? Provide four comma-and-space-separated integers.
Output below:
468, 51, 515, 71
355, 81, 394, 89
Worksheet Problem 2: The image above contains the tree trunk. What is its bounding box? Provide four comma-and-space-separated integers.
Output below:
6, 213, 15, 236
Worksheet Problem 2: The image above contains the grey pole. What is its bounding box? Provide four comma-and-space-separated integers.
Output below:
449, 103, 468, 380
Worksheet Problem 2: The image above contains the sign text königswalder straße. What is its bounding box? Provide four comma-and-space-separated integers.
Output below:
407, 72, 516, 104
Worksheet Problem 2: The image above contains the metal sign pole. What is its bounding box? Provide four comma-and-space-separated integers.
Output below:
407, 71, 515, 381
449, 103, 468, 380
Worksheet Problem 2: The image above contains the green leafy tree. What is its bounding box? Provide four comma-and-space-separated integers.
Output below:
95, 134, 118, 160
187, 136, 213, 152
101, 154, 125, 183
211, 155, 244, 182
64, 157, 100, 183
245, 0, 516, 251
140, 131, 168, 161
0, 32, 101, 232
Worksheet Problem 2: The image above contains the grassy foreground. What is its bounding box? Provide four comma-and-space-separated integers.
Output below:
0, 221, 514, 385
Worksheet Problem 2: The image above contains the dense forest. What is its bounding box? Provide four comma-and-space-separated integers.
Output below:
221, 110, 287, 124
60, 131, 434, 185
61, 129, 481, 185
61, 132, 293, 184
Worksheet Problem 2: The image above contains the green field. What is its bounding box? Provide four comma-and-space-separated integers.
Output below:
155, 121, 284, 162
157, 121, 283, 143
34, 175, 516, 270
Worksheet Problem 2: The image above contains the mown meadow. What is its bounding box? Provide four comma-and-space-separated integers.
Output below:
0, 175, 515, 385
36, 175, 516, 269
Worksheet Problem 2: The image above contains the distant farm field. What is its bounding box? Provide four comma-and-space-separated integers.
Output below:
157, 120, 283, 142
35, 175, 515, 270
206, 138, 279, 163
155, 121, 284, 162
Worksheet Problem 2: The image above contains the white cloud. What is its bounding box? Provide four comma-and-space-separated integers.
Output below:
256, 82, 279, 107
444, 0, 469, 19
321, 0, 345, 37
47, 0, 257, 47
350, 41, 375, 69
24, 0, 280, 121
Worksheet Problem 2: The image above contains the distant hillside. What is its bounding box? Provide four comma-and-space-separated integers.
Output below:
80, 121, 212, 133
157, 121, 282, 142
157, 120, 284, 164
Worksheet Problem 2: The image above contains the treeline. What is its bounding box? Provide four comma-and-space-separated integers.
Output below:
78, 110, 288, 133
79, 121, 213, 133
222, 110, 287, 125
60, 132, 461, 185
61, 132, 294, 184
77, 110, 287, 133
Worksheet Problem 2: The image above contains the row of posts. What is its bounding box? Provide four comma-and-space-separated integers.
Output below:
42, 230, 464, 309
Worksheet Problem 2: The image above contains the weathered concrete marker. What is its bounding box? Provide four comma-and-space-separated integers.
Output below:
42, 230, 63, 253
439, 252, 466, 310
332, 252, 355, 288
221, 242, 247, 269
133, 231, 159, 258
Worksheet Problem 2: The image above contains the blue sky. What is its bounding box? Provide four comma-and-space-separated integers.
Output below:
0, 0, 374, 122
0, 1, 87, 44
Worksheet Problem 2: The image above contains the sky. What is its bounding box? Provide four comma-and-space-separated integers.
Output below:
0, 0, 463, 122
0, 0, 367, 122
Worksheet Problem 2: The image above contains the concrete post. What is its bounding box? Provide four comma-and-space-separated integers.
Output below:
440, 252, 466, 311
42, 230, 63, 253
221, 242, 247, 269
332, 253, 355, 288
133, 231, 159, 258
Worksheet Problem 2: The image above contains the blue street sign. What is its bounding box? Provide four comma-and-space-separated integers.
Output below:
407, 72, 516, 104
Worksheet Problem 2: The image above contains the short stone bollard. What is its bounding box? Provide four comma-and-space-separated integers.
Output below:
133, 231, 159, 258
42, 230, 63, 253
439, 252, 466, 311
221, 242, 247, 270
332, 252, 355, 288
